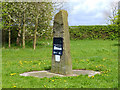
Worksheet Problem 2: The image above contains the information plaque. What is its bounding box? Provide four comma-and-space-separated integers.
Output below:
53, 37, 63, 56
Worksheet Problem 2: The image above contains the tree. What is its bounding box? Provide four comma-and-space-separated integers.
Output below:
2, 2, 15, 48
21, 2, 30, 49
104, 1, 119, 25
2, 2, 63, 49
118, 2, 120, 25
28, 2, 53, 50
12, 2, 22, 46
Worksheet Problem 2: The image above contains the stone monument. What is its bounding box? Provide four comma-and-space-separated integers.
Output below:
51, 10, 72, 75
20, 10, 101, 78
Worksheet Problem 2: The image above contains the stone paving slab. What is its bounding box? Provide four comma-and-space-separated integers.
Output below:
20, 70, 100, 78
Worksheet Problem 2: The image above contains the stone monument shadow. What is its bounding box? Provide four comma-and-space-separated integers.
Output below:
112, 43, 120, 46
44, 66, 51, 70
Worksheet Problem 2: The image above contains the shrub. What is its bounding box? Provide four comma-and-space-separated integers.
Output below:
69, 25, 118, 40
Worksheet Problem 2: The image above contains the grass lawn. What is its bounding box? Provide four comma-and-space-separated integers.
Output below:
2, 39, 118, 88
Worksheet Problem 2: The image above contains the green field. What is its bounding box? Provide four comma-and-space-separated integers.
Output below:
2, 40, 118, 88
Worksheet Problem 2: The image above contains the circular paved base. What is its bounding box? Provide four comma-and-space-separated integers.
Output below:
20, 70, 100, 78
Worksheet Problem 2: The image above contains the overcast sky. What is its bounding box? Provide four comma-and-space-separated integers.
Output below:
60, 0, 119, 26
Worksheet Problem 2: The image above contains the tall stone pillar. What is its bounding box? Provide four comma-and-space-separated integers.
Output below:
51, 10, 72, 75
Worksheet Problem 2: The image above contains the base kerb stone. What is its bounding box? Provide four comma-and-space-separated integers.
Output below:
20, 70, 101, 78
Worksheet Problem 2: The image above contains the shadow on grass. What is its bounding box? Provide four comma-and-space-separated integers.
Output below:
26, 41, 45, 48
2, 41, 50, 48
44, 66, 51, 70
112, 44, 120, 46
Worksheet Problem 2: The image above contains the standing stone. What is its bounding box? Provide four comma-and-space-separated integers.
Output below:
51, 10, 72, 75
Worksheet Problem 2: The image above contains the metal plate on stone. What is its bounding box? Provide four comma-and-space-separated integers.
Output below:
53, 37, 63, 55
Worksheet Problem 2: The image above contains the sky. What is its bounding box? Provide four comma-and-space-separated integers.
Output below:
61, 0, 119, 26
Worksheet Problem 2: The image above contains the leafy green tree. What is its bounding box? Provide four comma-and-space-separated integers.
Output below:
28, 2, 53, 50
104, 1, 119, 25
2, 2, 63, 49
12, 2, 23, 46
2, 2, 15, 48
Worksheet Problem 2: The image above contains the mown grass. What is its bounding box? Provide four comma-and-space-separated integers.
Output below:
2, 39, 118, 88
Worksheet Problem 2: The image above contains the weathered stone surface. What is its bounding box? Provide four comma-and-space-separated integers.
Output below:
51, 10, 72, 75
20, 70, 101, 78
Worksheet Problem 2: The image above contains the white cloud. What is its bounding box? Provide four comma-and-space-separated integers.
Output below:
67, 0, 120, 25
70, 0, 113, 14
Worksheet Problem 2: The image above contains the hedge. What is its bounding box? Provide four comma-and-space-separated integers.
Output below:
69, 25, 118, 40
2, 25, 119, 44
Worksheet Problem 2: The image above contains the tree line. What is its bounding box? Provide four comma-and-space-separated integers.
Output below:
2, 2, 120, 49
2, 2, 63, 49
